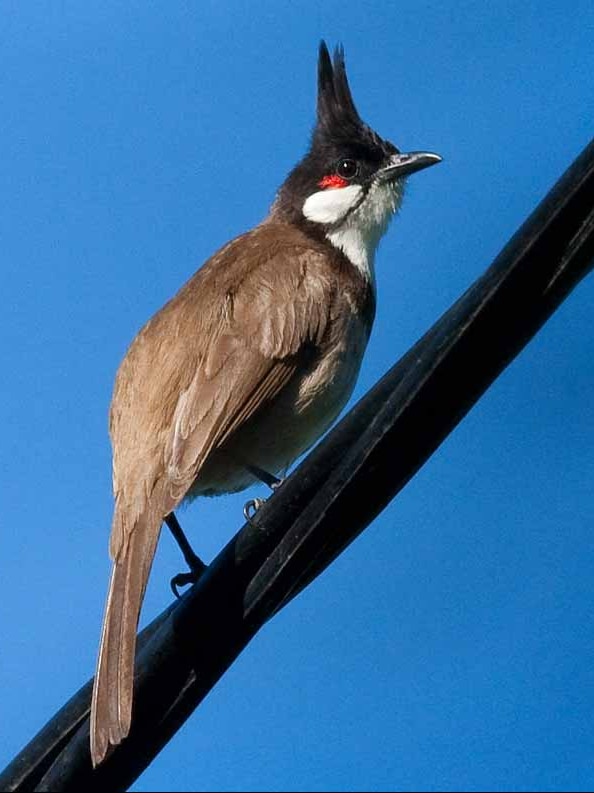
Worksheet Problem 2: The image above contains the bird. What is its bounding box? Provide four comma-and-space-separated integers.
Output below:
90, 40, 441, 766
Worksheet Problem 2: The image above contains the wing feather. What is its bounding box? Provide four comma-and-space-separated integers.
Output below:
92, 225, 340, 763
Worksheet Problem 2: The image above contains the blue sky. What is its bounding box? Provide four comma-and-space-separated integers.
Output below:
1, 2, 594, 791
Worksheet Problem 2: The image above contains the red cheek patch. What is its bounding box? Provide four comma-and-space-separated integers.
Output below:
318, 174, 349, 189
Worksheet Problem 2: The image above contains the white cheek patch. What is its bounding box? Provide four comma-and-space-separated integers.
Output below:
302, 184, 363, 225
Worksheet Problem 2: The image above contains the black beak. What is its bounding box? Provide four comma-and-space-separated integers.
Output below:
378, 151, 442, 182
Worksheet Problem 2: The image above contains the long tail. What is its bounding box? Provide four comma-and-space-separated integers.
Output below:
90, 511, 162, 767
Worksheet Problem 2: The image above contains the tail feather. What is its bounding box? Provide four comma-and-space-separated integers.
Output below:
90, 510, 162, 767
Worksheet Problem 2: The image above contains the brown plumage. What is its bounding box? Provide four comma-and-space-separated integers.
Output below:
89, 40, 440, 766
89, 222, 374, 765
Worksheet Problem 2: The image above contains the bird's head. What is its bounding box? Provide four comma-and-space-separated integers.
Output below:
272, 42, 441, 280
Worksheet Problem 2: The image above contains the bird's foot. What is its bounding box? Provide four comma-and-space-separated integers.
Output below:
243, 497, 267, 523
170, 553, 207, 599
165, 512, 208, 598
242, 465, 285, 524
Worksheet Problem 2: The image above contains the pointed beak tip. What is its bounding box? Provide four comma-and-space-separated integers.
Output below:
380, 150, 443, 181
411, 151, 443, 169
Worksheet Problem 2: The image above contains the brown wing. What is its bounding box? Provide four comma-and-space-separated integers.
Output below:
90, 225, 336, 765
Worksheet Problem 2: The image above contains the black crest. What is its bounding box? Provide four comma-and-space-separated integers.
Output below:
313, 41, 389, 153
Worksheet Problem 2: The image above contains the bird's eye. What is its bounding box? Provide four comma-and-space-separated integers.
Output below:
336, 159, 358, 180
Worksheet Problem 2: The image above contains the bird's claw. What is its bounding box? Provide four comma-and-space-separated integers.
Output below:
170, 559, 207, 599
243, 497, 267, 523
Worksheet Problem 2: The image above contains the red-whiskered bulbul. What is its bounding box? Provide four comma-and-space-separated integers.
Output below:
90, 41, 441, 766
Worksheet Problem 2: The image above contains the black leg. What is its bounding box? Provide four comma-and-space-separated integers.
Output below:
244, 463, 282, 489
165, 512, 207, 598
243, 464, 284, 523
